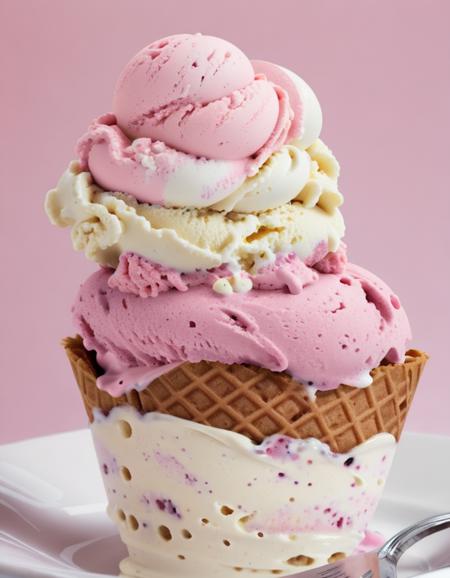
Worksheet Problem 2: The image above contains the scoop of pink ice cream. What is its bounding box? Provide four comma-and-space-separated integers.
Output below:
112, 34, 290, 161
76, 34, 326, 208
74, 264, 410, 395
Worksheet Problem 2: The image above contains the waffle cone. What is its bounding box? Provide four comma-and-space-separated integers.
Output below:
63, 336, 427, 453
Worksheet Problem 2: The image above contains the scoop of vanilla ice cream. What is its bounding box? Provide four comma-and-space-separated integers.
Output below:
92, 407, 396, 578
46, 139, 343, 273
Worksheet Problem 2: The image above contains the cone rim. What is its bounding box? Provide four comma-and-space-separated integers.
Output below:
63, 335, 428, 453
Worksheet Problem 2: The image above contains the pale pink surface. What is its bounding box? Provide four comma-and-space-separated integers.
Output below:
79, 33, 296, 206
113, 34, 286, 160
77, 115, 248, 206
1, 0, 449, 442
73, 265, 411, 394
252, 60, 304, 142
77, 115, 169, 206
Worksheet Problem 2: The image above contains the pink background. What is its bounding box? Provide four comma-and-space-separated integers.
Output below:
1, 0, 449, 444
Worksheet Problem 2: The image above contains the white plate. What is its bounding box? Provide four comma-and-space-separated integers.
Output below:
0, 430, 449, 578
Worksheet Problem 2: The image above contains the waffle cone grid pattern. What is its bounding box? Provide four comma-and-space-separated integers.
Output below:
63, 336, 427, 453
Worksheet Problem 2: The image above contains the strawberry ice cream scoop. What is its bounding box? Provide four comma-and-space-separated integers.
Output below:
113, 34, 287, 160
74, 263, 411, 396
77, 34, 324, 210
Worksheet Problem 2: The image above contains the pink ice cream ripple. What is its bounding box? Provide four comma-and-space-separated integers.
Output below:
74, 263, 411, 394
107, 245, 346, 299
76, 115, 248, 206
107, 251, 336, 299
314, 242, 348, 274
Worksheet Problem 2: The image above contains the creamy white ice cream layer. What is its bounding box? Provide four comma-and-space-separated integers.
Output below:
91, 407, 395, 578
45, 139, 343, 274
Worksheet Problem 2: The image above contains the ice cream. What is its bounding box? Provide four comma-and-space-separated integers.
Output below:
45, 32, 426, 578
73, 31, 325, 211
46, 150, 343, 276
73, 264, 410, 396
46, 33, 341, 279
107, 245, 347, 300
92, 407, 395, 578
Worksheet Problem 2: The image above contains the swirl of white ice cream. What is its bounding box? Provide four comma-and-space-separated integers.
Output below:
212, 145, 311, 213
213, 138, 342, 214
